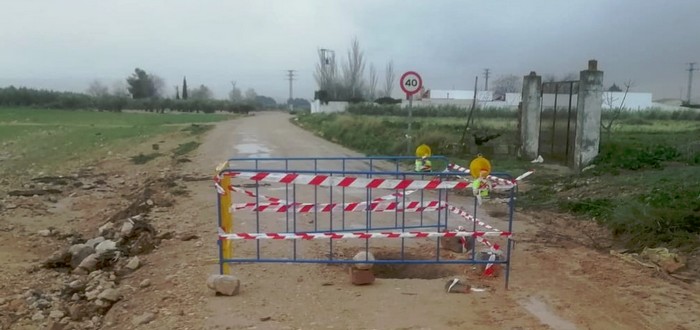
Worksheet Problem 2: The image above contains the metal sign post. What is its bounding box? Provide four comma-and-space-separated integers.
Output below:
400, 71, 423, 154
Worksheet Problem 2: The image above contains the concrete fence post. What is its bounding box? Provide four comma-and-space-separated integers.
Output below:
520, 71, 542, 160
574, 60, 604, 171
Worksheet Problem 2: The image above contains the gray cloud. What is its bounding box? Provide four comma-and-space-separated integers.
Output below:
1, 0, 698, 101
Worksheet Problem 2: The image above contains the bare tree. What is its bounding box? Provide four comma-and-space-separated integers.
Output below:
86, 80, 109, 97
367, 64, 379, 101
313, 48, 339, 99
383, 60, 396, 97
492, 75, 522, 94
602, 80, 633, 134
341, 37, 366, 99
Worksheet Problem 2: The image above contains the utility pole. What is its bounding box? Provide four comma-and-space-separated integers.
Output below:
686, 62, 697, 104
286, 70, 296, 111
483, 68, 490, 91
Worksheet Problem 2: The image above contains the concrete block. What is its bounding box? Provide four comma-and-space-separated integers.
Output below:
350, 267, 375, 285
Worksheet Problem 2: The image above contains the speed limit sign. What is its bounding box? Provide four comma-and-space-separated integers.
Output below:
400, 71, 423, 96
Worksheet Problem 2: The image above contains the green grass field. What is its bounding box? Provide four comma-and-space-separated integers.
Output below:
295, 112, 700, 252
0, 108, 232, 177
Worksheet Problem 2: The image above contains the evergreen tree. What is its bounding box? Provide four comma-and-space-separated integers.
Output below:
182, 77, 188, 100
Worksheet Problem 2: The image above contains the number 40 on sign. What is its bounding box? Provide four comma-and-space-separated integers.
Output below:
400, 71, 423, 97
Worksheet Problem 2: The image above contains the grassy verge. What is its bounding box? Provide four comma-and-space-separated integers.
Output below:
294, 112, 700, 252
0, 107, 231, 178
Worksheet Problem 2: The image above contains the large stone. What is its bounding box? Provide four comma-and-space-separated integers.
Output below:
349, 267, 375, 285
97, 288, 120, 302
76, 254, 99, 273
68, 304, 88, 321
44, 249, 72, 268
120, 221, 134, 237
69, 245, 95, 269
49, 310, 65, 319
125, 256, 140, 271
95, 240, 117, 255
131, 312, 156, 326
98, 222, 114, 236
206, 275, 240, 296
85, 237, 105, 249
352, 251, 375, 270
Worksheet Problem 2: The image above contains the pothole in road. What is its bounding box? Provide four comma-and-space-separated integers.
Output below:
371, 250, 465, 279
326, 247, 465, 280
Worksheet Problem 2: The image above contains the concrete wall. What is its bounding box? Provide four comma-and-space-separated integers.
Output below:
426, 89, 493, 101
310, 100, 348, 113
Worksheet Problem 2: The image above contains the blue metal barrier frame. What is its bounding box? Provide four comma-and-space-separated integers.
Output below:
217, 156, 516, 288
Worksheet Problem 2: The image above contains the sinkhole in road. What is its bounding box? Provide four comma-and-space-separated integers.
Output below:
371, 250, 465, 279
325, 246, 466, 280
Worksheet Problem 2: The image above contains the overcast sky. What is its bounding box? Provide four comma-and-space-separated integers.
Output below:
1, 0, 699, 102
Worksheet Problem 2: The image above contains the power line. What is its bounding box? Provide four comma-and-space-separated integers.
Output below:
686, 62, 697, 104
483, 68, 490, 91
286, 70, 296, 110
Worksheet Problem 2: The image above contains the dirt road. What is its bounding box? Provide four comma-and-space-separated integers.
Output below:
105, 111, 695, 330
5, 111, 697, 330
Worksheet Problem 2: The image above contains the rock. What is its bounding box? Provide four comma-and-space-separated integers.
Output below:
206, 275, 240, 296
46, 321, 64, 330
352, 251, 375, 270
48, 195, 59, 203
31, 311, 45, 321
76, 254, 99, 273
97, 288, 120, 302
69, 245, 95, 269
71, 294, 80, 301
44, 250, 72, 269
38, 229, 53, 237
85, 237, 105, 249
95, 240, 117, 255
132, 312, 156, 326
194, 241, 203, 248
125, 256, 140, 270
49, 310, 65, 319
68, 280, 85, 291
85, 289, 99, 301
139, 279, 151, 288
94, 299, 111, 308
349, 268, 375, 285
120, 221, 134, 236
98, 222, 114, 236
68, 304, 88, 321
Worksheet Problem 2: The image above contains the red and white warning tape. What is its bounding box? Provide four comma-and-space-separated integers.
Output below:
217, 230, 510, 241
220, 172, 470, 190
231, 200, 446, 213
447, 163, 534, 188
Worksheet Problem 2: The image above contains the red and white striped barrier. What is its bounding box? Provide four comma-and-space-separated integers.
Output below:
218, 230, 510, 241
447, 163, 534, 188
220, 172, 471, 190
231, 200, 446, 213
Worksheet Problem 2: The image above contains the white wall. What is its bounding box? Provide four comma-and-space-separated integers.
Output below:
602, 92, 652, 110
427, 89, 493, 101
310, 100, 348, 113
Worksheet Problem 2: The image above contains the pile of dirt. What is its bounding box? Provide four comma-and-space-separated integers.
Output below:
0, 171, 180, 329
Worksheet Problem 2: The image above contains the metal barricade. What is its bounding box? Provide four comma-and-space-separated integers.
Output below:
214, 156, 516, 288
